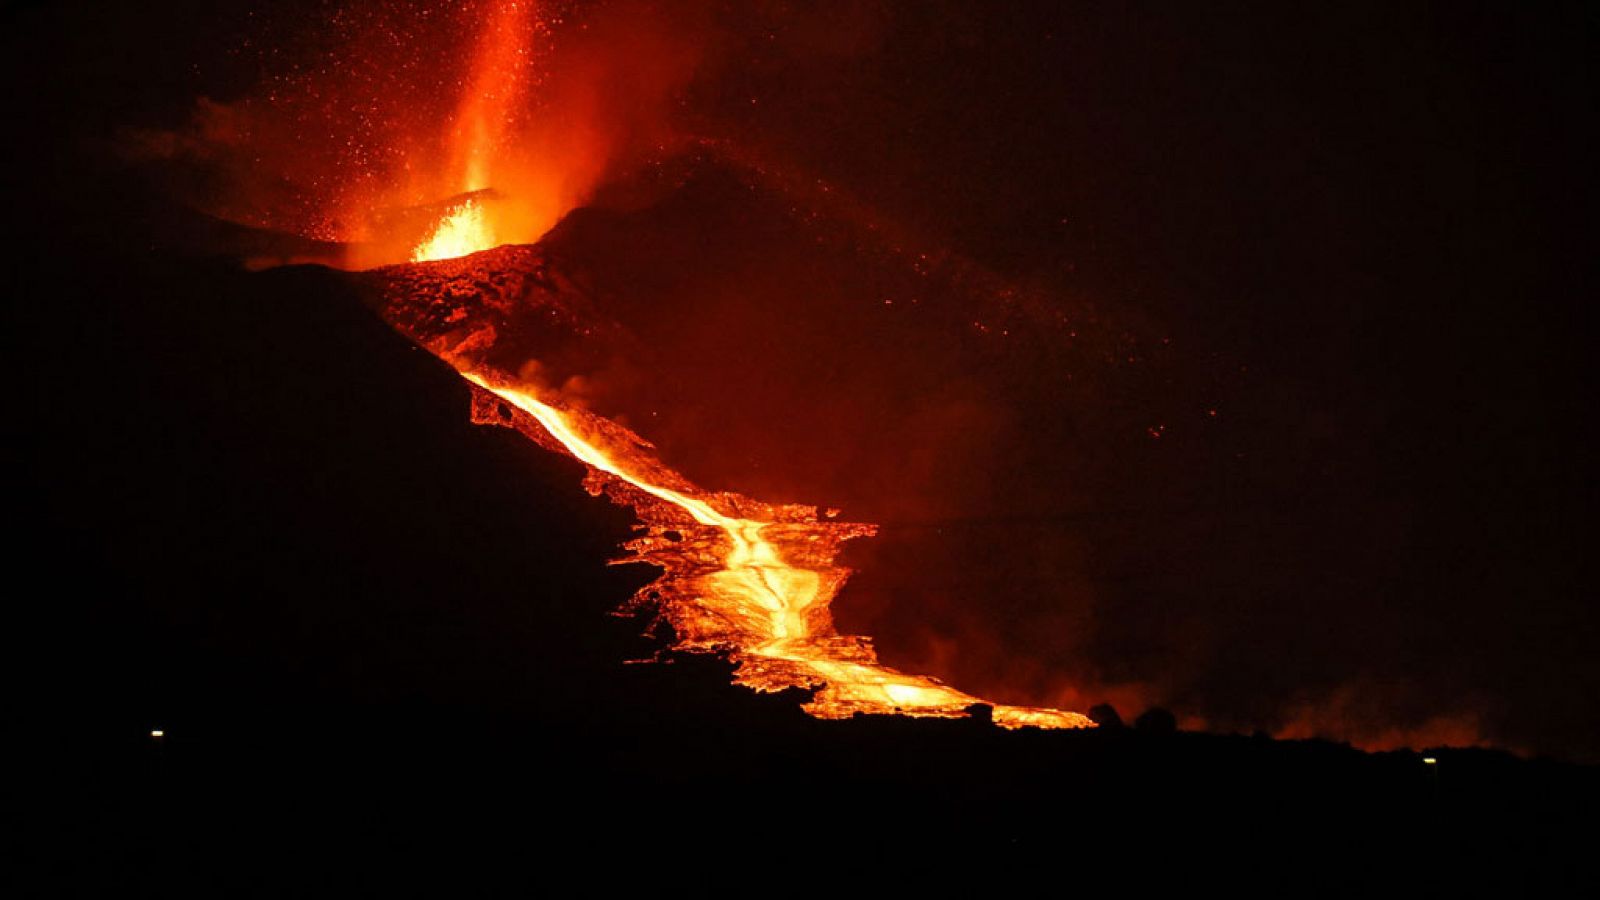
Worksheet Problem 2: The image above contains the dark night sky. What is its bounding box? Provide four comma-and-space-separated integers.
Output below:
5, 1, 1594, 761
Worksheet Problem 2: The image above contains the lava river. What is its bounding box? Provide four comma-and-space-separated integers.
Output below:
362, 245, 1092, 730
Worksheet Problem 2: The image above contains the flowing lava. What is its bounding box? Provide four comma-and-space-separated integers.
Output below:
367, 241, 1091, 728
349, 2, 1091, 729
455, 365, 1090, 729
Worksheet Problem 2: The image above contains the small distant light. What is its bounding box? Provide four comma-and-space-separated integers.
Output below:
150, 730, 164, 738
1422, 757, 1437, 765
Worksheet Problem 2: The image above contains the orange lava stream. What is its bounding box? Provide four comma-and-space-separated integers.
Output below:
463, 372, 1093, 730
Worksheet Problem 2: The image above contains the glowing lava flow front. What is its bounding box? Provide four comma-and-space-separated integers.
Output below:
460, 370, 1092, 730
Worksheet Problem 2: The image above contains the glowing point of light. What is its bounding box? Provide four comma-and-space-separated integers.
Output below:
150, 730, 164, 738
1423, 757, 1437, 765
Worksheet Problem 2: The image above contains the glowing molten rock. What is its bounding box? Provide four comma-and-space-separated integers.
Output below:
363, 246, 1092, 730
412, 199, 495, 262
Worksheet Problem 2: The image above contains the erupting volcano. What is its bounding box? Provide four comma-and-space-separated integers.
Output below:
14, 3, 1600, 884
39, 0, 1583, 764
319, 2, 1094, 728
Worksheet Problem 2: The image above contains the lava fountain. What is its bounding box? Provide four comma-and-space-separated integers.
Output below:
465, 369, 1089, 728
407, 0, 530, 262
412, 197, 493, 262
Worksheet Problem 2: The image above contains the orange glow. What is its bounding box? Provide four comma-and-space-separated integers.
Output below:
333, 0, 696, 269
1273, 689, 1487, 752
154, 2, 701, 268
372, 1, 536, 265
457, 368, 1092, 729
445, 2, 531, 196
400, 2, 526, 262
324, 1, 557, 268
